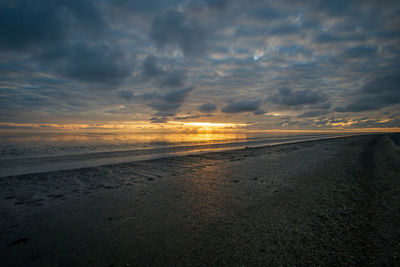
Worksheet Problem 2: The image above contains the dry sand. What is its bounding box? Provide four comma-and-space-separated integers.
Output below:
1, 134, 400, 266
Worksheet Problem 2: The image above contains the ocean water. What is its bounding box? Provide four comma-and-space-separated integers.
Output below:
0, 131, 349, 177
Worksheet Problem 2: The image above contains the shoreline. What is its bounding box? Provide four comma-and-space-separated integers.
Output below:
0, 132, 367, 178
1, 134, 399, 265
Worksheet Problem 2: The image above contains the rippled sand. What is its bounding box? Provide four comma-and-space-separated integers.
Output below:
1, 134, 399, 266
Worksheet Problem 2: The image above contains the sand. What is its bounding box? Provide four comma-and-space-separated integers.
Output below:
1, 134, 399, 266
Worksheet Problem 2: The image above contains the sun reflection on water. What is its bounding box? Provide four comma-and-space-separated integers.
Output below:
3, 132, 248, 145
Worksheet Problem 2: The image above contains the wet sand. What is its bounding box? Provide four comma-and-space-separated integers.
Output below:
1, 134, 400, 266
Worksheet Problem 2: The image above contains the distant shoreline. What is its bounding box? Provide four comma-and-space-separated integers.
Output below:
0, 132, 370, 178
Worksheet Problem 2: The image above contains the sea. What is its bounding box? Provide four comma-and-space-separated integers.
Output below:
0, 131, 353, 177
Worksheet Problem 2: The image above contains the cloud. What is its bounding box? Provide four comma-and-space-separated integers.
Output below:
310, 102, 332, 110
198, 102, 217, 113
43, 43, 131, 85
111, 0, 176, 14
141, 55, 185, 88
316, 0, 353, 15
150, 116, 169, 123
161, 87, 194, 104
202, 0, 229, 10
159, 72, 185, 88
144, 87, 195, 117
275, 45, 312, 56
342, 45, 377, 58
0, 1, 63, 50
362, 73, 400, 93
250, 6, 285, 21
334, 102, 379, 113
187, 0, 229, 11
174, 114, 212, 120
141, 55, 164, 80
117, 90, 135, 101
0, 0, 103, 51
221, 100, 264, 114
335, 93, 400, 113
268, 88, 327, 106
335, 72, 400, 112
268, 24, 300, 36
311, 117, 400, 129
314, 32, 366, 43
150, 10, 208, 57
298, 110, 329, 118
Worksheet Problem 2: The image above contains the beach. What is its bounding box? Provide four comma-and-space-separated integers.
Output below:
1, 134, 399, 266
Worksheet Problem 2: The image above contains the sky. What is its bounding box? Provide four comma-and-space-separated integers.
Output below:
0, 0, 400, 132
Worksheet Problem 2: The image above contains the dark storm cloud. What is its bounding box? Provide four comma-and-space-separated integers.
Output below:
159, 72, 185, 88
150, 10, 208, 57
0, 1, 63, 50
144, 87, 195, 117
362, 73, 400, 94
335, 73, 400, 113
275, 45, 312, 57
117, 90, 135, 101
221, 100, 264, 114
314, 32, 366, 43
111, 0, 178, 14
160, 87, 194, 104
198, 102, 217, 113
251, 6, 285, 20
316, 0, 353, 16
298, 110, 329, 118
268, 24, 300, 36
141, 55, 164, 80
310, 102, 332, 110
41, 43, 131, 85
268, 88, 327, 106
342, 45, 377, 58
0, 0, 103, 51
0, 0, 132, 87
187, 0, 229, 11
335, 102, 378, 113
150, 117, 169, 123
0, 61, 27, 75
141, 55, 185, 88
202, 0, 229, 10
